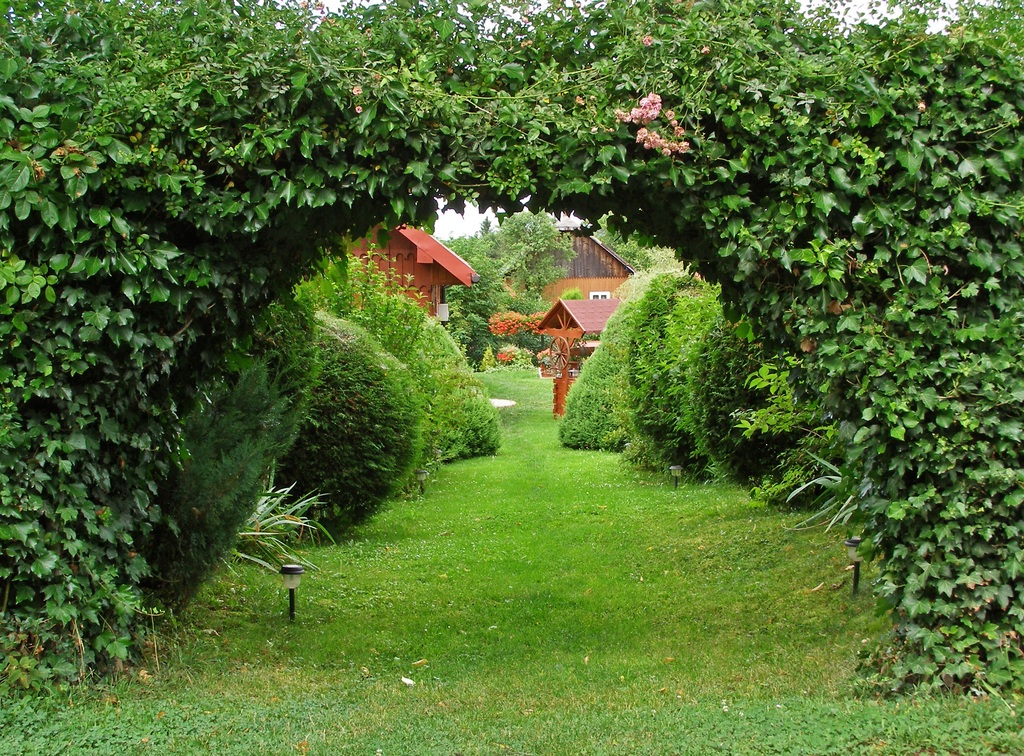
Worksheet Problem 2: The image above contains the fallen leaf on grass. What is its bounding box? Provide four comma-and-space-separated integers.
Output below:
412, 658, 428, 667
808, 582, 825, 592
401, 676, 415, 687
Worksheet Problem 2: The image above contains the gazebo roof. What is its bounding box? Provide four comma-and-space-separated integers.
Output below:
537, 298, 621, 334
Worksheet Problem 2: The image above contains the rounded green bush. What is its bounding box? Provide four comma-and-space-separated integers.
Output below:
414, 320, 501, 462
277, 316, 423, 532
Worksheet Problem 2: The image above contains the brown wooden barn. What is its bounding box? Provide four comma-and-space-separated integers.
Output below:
543, 233, 635, 303
351, 226, 479, 318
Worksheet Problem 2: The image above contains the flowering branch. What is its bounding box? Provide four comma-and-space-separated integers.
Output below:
615, 93, 691, 157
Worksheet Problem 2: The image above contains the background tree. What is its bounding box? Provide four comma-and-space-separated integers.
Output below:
490, 211, 574, 301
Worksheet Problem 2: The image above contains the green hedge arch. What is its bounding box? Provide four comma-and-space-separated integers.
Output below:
2, 0, 1023, 692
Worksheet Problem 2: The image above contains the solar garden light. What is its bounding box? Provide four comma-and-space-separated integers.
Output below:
415, 468, 429, 495
844, 537, 863, 597
280, 564, 304, 621
669, 465, 683, 489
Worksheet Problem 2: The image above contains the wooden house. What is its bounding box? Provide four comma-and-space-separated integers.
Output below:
351, 226, 479, 318
542, 231, 635, 303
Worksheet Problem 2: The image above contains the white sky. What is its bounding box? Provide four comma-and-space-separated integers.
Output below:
433, 202, 498, 240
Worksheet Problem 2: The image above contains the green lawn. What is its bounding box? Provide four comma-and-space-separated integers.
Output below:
5, 370, 1021, 754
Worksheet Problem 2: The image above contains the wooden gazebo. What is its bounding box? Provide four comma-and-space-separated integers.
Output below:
537, 298, 621, 417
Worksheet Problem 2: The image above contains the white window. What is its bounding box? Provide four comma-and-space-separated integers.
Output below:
590, 291, 611, 300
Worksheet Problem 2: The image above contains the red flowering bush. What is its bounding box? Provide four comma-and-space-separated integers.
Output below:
488, 311, 544, 337
495, 345, 535, 367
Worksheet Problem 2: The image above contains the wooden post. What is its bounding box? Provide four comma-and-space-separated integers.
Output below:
553, 374, 569, 417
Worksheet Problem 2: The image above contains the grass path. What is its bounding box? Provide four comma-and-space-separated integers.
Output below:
5, 371, 1022, 754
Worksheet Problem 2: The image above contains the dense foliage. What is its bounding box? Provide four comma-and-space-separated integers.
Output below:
142, 362, 296, 610
622, 273, 720, 473
2, 0, 1023, 691
687, 317, 800, 484
410, 320, 501, 463
276, 317, 422, 533
326, 253, 500, 464
488, 210, 573, 300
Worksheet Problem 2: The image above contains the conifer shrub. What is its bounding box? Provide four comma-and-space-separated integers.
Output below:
276, 317, 423, 532
142, 362, 297, 610
479, 346, 498, 371
559, 312, 631, 452
622, 273, 719, 473
687, 317, 801, 485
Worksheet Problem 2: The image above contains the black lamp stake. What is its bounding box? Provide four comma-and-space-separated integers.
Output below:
280, 564, 305, 621
669, 465, 683, 489
845, 537, 863, 598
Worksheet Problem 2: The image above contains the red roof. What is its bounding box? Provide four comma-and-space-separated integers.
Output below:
538, 298, 621, 334
396, 227, 478, 287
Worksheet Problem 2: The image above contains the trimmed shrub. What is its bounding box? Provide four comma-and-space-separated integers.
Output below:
688, 317, 801, 485
142, 362, 297, 610
559, 311, 632, 451
414, 320, 501, 462
249, 296, 321, 413
319, 253, 500, 464
276, 317, 423, 532
622, 273, 719, 473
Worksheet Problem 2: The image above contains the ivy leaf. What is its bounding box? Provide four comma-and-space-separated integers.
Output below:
905, 256, 929, 285
957, 157, 983, 179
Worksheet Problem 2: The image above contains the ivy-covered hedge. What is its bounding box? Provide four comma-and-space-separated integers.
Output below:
276, 317, 422, 533
3, 0, 1023, 693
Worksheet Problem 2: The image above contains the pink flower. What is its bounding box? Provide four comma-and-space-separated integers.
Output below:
352, 85, 363, 96
642, 35, 654, 46
355, 105, 363, 114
